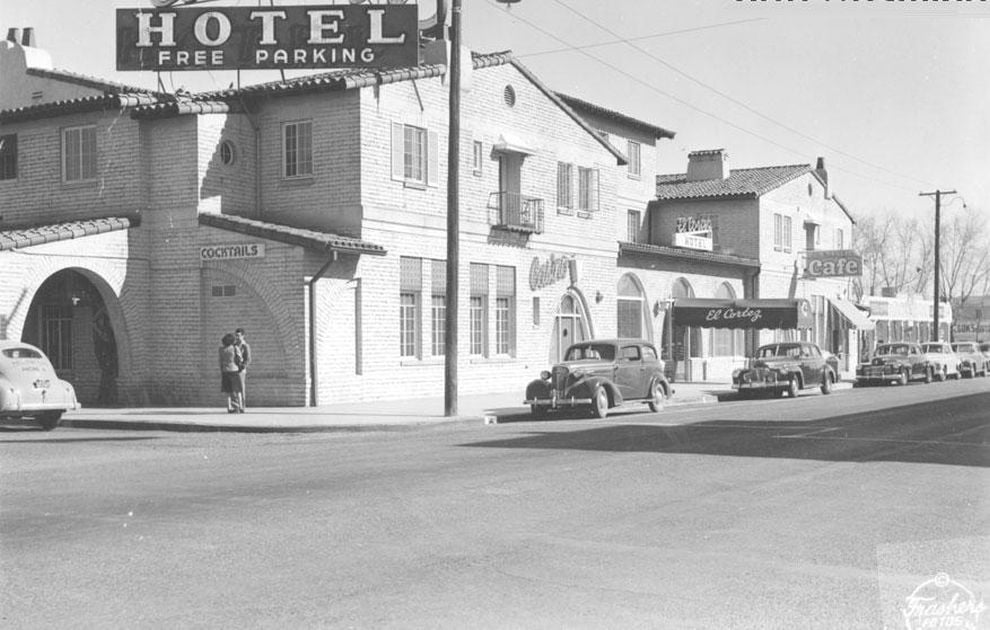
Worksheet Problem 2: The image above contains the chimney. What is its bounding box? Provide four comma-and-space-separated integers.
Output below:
21, 27, 35, 47
815, 156, 830, 199
686, 149, 729, 182
6, 28, 20, 43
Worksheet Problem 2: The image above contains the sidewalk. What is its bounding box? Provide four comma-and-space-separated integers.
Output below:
60, 381, 732, 433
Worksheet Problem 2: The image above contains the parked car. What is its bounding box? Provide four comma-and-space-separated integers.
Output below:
732, 341, 838, 398
855, 342, 934, 387
524, 339, 671, 419
0, 341, 80, 430
980, 342, 990, 367
920, 342, 961, 380
951, 342, 989, 378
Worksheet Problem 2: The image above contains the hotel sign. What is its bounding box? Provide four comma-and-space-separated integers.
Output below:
116, 4, 418, 71
673, 216, 713, 252
201, 243, 265, 261
805, 250, 862, 278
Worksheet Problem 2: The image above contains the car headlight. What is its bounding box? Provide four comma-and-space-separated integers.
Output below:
732, 368, 743, 379
540, 370, 551, 381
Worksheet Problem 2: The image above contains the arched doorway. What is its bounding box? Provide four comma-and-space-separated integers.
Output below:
617, 273, 650, 342
711, 282, 743, 357
550, 292, 591, 363
21, 269, 121, 405
662, 277, 701, 380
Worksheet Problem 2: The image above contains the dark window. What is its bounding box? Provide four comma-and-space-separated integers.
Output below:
0, 134, 16, 180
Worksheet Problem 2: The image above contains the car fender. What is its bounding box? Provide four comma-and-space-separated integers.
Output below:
568, 375, 622, 406
650, 374, 671, 397
525, 379, 550, 401
0, 375, 20, 411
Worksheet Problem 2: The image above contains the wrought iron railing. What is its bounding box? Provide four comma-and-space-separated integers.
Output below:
487, 191, 544, 234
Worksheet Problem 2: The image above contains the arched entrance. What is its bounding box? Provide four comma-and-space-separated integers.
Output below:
661, 277, 701, 380
550, 292, 591, 363
21, 269, 122, 405
617, 273, 651, 342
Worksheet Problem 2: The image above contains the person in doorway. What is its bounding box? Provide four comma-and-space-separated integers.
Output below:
219, 332, 244, 413
234, 327, 251, 410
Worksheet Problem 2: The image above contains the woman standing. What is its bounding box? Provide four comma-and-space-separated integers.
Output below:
219, 333, 244, 412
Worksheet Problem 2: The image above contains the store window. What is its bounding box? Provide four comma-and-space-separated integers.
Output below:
62, 125, 96, 182
282, 120, 313, 178
617, 273, 648, 340
0, 134, 17, 180
399, 257, 422, 358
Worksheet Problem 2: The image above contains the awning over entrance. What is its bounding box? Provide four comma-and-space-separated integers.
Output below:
671, 298, 814, 330
829, 297, 875, 331
492, 132, 536, 155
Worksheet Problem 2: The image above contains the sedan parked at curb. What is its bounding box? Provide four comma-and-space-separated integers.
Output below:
524, 339, 671, 419
732, 341, 838, 398
855, 342, 934, 387
0, 340, 80, 430
951, 342, 989, 378
920, 342, 961, 381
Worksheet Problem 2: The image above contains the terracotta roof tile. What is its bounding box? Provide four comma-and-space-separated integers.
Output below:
198, 214, 386, 256
655, 164, 812, 200
0, 217, 135, 251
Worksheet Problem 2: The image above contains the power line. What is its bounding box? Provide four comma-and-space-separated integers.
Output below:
482, 0, 920, 195
548, 0, 936, 190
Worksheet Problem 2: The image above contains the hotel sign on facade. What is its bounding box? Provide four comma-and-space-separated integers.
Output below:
672, 216, 713, 252
116, 4, 418, 71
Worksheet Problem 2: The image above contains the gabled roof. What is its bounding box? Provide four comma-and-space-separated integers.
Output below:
556, 93, 676, 140
0, 217, 135, 252
655, 164, 812, 200
199, 214, 386, 256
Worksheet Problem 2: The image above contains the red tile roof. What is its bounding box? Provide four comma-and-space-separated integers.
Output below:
655, 164, 812, 200
0, 217, 135, 251
199, 214, 386, 256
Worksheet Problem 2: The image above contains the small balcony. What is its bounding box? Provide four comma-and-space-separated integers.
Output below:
487, 191, 544, 234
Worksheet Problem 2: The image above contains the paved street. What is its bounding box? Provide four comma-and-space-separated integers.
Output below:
2, 379, 988, 629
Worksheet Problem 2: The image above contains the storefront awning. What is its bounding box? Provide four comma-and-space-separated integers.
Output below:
671, 298, 814, 330
492, 132, 536, 155
829, 297, 875, 331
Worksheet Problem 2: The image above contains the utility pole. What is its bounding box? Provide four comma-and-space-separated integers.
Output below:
919, 189, 956, 341
444, 0, 462, 416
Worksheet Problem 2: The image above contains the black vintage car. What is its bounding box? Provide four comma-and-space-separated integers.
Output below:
855, 342, 935, 386
733, 341, 839, 398
524, 339, 671, 419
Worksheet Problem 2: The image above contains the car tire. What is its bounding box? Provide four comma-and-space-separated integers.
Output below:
591, 386, 609, 419
647, 380, 666, 412
38, 411, 62, 431
530, 405, 547, 419
786, 378, 799, 398
923, 367, 933, 384
897, 369, 909, 386
937, 366, 947, 382
821, 372, 833, 395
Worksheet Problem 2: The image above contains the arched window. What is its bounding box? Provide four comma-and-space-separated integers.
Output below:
550, 292, 590, 362
617, 273, 649, 341
664, 277, 702, 361
711, 283, 742, 356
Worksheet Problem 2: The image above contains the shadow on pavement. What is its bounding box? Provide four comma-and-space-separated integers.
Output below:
461, 393, 990, 468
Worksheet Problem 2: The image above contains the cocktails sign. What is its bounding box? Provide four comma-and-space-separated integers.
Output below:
116, 3, 419, 71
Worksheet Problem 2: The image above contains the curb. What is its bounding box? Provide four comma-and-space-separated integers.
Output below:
59, 416, 479, 434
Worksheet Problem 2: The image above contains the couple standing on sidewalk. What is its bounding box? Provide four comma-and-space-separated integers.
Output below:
219, 328, 252, 413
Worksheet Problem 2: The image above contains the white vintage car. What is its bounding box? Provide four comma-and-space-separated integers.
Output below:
0, 341, 80, 430
920, 342, 961, 381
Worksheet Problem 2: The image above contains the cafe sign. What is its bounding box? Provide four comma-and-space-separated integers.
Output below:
805, 250, 862, 278
116, 4, 418, 71
529, 254, 577, 291
672, 216, 713, 252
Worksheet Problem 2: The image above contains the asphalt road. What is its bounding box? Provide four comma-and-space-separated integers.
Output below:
2, 379, 988, 629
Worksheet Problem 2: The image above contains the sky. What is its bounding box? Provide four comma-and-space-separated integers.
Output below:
4, 0, 988, 224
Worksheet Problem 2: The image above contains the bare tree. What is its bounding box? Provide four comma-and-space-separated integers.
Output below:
940, 209, 990, 312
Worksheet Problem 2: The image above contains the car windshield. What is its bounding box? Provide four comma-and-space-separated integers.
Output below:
1, 347, 43, 359
877, 344, 911, 356
757, 344, 802, 358
921, 344, 944, 353
952, 344, 974, 352
565, 344, 616, 361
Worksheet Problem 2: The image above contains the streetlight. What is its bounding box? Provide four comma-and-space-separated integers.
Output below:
919, 189, 963, 341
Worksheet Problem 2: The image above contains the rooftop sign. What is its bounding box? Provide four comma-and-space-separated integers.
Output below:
116, 4, 419, 71
804, 249, 862, 278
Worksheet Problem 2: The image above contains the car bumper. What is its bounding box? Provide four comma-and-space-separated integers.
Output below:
732, 382, 783, 391
524, 396, 592, 408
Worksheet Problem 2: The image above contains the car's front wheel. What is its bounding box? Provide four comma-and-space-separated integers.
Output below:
786, 378, 799, 398
897, 369, 909, 386
591, 386, 609, 419
37, 411, 62, 431
923, 367, 933, 384
821, 372, 833, 395
647, 380, 666, 412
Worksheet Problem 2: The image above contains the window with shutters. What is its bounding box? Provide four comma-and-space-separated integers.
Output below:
577, 167, 599, 215
470, 263, 489, 356
0, 134, 17, 180
399, 257, 422, 358
62, 125, 96, 183
495, 266, 515, 356
472, 140, 483, 175
391, 122, 438, 187
627, 140, 641, 178
430, 259, 446, 356
557, 162, 574, 213
282, 121, 313, 178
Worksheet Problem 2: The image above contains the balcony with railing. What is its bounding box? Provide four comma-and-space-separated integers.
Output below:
487, 191, 544, 234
